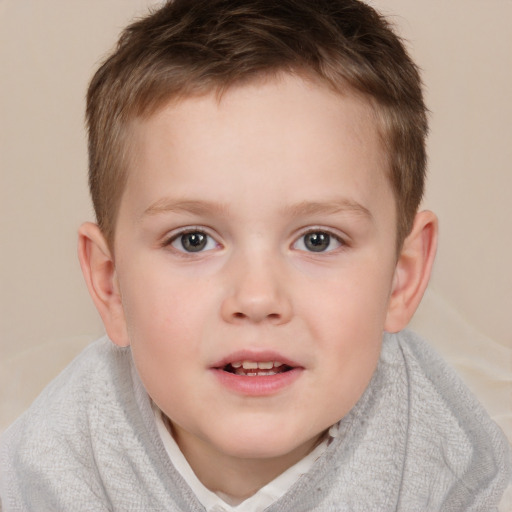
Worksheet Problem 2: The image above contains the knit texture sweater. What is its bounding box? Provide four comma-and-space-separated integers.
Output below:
1, 330, 510, 511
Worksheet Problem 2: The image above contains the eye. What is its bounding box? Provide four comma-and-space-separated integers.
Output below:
170, 230, 218, 253
293, 231, 343, 253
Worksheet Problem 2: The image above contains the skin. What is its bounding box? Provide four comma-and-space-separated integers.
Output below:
79, 73, 437, 500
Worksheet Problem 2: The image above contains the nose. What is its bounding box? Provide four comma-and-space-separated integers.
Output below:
220, 252, 293, 325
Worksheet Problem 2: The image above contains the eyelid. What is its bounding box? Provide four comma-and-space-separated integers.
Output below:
162, 226, 221, 251
292, 226, 348, 252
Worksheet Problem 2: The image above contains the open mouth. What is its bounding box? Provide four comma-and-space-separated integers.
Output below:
222, 360, 293, 377
213, 356, 302, 395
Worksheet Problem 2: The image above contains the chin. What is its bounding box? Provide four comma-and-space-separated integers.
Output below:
212, 425, 321, 461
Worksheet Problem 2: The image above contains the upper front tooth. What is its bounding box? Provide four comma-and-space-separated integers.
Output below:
239, 361, 282, 370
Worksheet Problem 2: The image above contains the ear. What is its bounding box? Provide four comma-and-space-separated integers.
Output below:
77, 222, 130, 347
384, 210, 438, 333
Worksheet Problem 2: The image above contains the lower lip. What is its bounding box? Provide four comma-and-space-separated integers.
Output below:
211, 368, 303, 396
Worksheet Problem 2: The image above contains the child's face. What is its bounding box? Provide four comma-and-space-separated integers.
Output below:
113, 74, 399, 465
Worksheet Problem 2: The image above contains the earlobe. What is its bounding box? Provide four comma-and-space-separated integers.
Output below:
77, 222, 130, 347
384, 210, 438, 333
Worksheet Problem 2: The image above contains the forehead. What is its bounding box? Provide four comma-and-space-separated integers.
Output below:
120, 73, 393, 223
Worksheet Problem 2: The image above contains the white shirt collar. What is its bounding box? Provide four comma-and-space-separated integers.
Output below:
152, 403, 338, 512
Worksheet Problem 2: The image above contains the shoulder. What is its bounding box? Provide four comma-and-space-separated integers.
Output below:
388, 329, 512, 510
2, 336, 132, 439
389, 329, 506, 448
0, 337, 198, 510
0, 337, 135, 508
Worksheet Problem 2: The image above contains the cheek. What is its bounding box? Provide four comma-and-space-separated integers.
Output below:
120, 264, 212, 333
121, 275, 208, 408
305, 263, 393, 333
119, 269, 223, 398
312, 274, 388, 401
300, 260, 393, 392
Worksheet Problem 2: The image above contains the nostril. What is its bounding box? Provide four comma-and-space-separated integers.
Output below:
232, 311, 281, 321
231, 311, 283, 323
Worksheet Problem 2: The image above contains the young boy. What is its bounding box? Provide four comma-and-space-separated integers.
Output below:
1, 0, 510, 510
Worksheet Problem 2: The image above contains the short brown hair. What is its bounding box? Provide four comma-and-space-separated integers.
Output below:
86, 0, 427, 248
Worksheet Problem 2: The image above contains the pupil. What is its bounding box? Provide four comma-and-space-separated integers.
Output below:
305, 232, 330, 252
182, 232, 207, 252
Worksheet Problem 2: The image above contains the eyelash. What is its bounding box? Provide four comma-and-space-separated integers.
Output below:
163, 227, 220, 255
293, 229, 346, 253
163, 226, 346, 255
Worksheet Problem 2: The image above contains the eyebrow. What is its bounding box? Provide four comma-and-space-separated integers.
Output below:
142, 197, 372, 221
282, 199, 373, 221
142, 199, 230, 219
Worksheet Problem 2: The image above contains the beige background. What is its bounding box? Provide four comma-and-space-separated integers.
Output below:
1, 0, 511, 443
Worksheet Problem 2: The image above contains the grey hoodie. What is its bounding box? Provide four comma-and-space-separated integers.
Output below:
1, 330, 510, 511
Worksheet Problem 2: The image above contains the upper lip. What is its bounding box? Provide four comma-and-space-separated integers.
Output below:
211, 350, 302, 369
